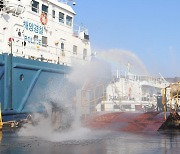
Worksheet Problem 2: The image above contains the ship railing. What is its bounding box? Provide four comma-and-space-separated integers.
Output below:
119, 76, 167, 89
126, 74, 168, 87
110, 80, 161, 101
59, 0, 69, 4
12, 43, 91, 66
1, 0, 25, 15
108, 88, 141, 102
73, 24, 89, 40
7, 32, 91, 65
80, 81, 107, 114
12, 43, 70, 65
59, 0, 76, 5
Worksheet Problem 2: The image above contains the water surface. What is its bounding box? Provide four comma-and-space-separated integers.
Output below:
0, 130, 180, 154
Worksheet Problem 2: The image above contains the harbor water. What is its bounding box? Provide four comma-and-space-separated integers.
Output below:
1, 130, 180, 154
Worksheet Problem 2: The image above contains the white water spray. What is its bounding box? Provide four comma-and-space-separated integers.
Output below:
97, 49, 149, 75
18, 49, 148, 142
18, 57, 112, 141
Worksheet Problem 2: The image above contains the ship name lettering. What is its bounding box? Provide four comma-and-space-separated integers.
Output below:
23, 21, 44, 35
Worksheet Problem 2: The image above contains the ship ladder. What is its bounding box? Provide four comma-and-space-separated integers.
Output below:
0, 103, 2, 131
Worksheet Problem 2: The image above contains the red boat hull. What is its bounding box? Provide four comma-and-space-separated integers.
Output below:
85, 112, 167, 132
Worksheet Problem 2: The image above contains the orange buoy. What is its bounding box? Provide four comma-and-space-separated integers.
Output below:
40, 13, 48, 25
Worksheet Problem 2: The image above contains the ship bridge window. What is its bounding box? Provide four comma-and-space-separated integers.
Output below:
59, 12, 64, 23
52, 10, 55, 19
42, 36, 47, 47
0, 0, 3, 11
32, 0, 39, 13
66, 15, 72, 26
73, 45, 77, 55
42, 4, 48, 14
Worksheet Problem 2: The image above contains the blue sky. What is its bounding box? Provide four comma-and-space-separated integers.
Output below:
72, 0, 180, 77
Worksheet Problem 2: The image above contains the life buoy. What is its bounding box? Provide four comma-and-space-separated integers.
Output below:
40, 13, 48, 25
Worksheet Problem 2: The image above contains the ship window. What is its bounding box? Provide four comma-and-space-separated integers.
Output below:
42, 36, 47, 47
33, 35, 38, 43
52, 10, 55, 19
59, 12, 64, 23
66, 15, 72, 26
32, 0, 39, 13
83, 49, 87, 60
0, 0, 3, 11
84, 33, 89, 40
73, 45, 77, 55
42, 4, 48, 14
61, 43, 64, 50
22, 41, 26, 47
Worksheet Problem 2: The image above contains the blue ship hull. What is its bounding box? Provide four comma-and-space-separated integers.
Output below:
0, 54, 70, 122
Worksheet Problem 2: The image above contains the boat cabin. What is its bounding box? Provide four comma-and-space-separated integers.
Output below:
0, 0, 91, 65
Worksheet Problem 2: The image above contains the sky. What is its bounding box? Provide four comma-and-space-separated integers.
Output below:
71, 0, 180, 77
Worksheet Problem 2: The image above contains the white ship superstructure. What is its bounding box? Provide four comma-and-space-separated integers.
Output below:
0, 0, 91, 65
97, 72, 169, 112
0, 0, 92, 123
